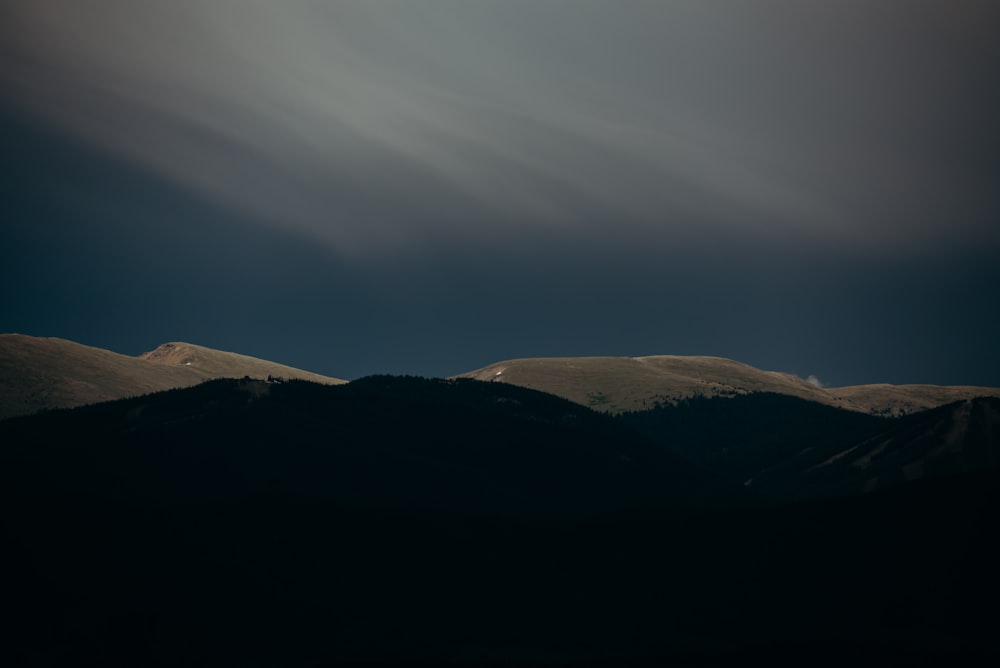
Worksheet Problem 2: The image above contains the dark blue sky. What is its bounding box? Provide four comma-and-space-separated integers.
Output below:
2, 1, 999, 386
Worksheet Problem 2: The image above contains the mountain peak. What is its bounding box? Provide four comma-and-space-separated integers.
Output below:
0, 334, 345, 420
456, 355, 1000, 416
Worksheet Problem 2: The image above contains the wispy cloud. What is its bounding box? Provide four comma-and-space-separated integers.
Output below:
2, 1, 998, 255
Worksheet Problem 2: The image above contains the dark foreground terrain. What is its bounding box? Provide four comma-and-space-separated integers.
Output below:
2, 378, 998, 666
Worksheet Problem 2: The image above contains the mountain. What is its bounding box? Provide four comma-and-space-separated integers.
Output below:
0, 334, 345, 420
785, 396, 1000, 498
827, 382, 1000, 417
457, 355, 1000, 415
0, 375, 716, 518
1, 376, 997, 665
8, 336, 994, 422
137, 341, 344, 382
622, 392, 1000, 500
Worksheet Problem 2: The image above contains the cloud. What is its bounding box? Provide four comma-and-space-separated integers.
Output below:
2, 1, 998, 255
806, 375, 825, 389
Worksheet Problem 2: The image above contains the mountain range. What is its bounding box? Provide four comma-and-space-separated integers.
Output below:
2, 333, 999, 664
0, 334, 345, 420
458, 355, 1000, 416
3, 334, 997, 420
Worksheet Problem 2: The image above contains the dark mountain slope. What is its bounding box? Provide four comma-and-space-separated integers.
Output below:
5, 467, 999, 667
622, 392, 1000, 500
2, 378, 998, 665
621, 392, 888, 484
0, 376, 715, 518
785, 395, 1000, 498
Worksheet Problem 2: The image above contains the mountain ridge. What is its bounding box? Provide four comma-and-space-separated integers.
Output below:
0, 334, 345, 420
457, 355, 1000, 416
4, 333, 998, 421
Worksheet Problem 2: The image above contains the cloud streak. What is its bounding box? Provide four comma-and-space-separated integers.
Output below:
2, 0, 998, 255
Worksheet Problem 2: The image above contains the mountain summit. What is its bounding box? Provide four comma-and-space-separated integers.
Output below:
457, 355, 1000, 416
0, 334, 344, 420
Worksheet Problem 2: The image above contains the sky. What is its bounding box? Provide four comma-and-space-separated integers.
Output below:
2, 0, 999, 386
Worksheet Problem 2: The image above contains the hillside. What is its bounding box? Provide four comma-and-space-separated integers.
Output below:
0, 375, 713, 517
0, 334, 344, 420
795, 397, 1000, 497
137, 341, 343, 385
458, 355, 1000, 415
1, 377, 997, 665
622, 392, 1000, 500
827, 383, 1000, 416
8, 336, 995, 421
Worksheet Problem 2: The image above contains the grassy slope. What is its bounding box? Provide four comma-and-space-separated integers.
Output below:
458, 355, 1000, 415
828, 383, 1000, 416
0, 334, 344, 420
138, 341, 344, 385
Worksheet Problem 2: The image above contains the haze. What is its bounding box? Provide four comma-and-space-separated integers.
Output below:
2, 1, 998, 385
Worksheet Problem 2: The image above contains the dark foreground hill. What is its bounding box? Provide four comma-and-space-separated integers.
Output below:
0, 376, 713, 518
1, 377, 998, 666
622, 392, 1000, 500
